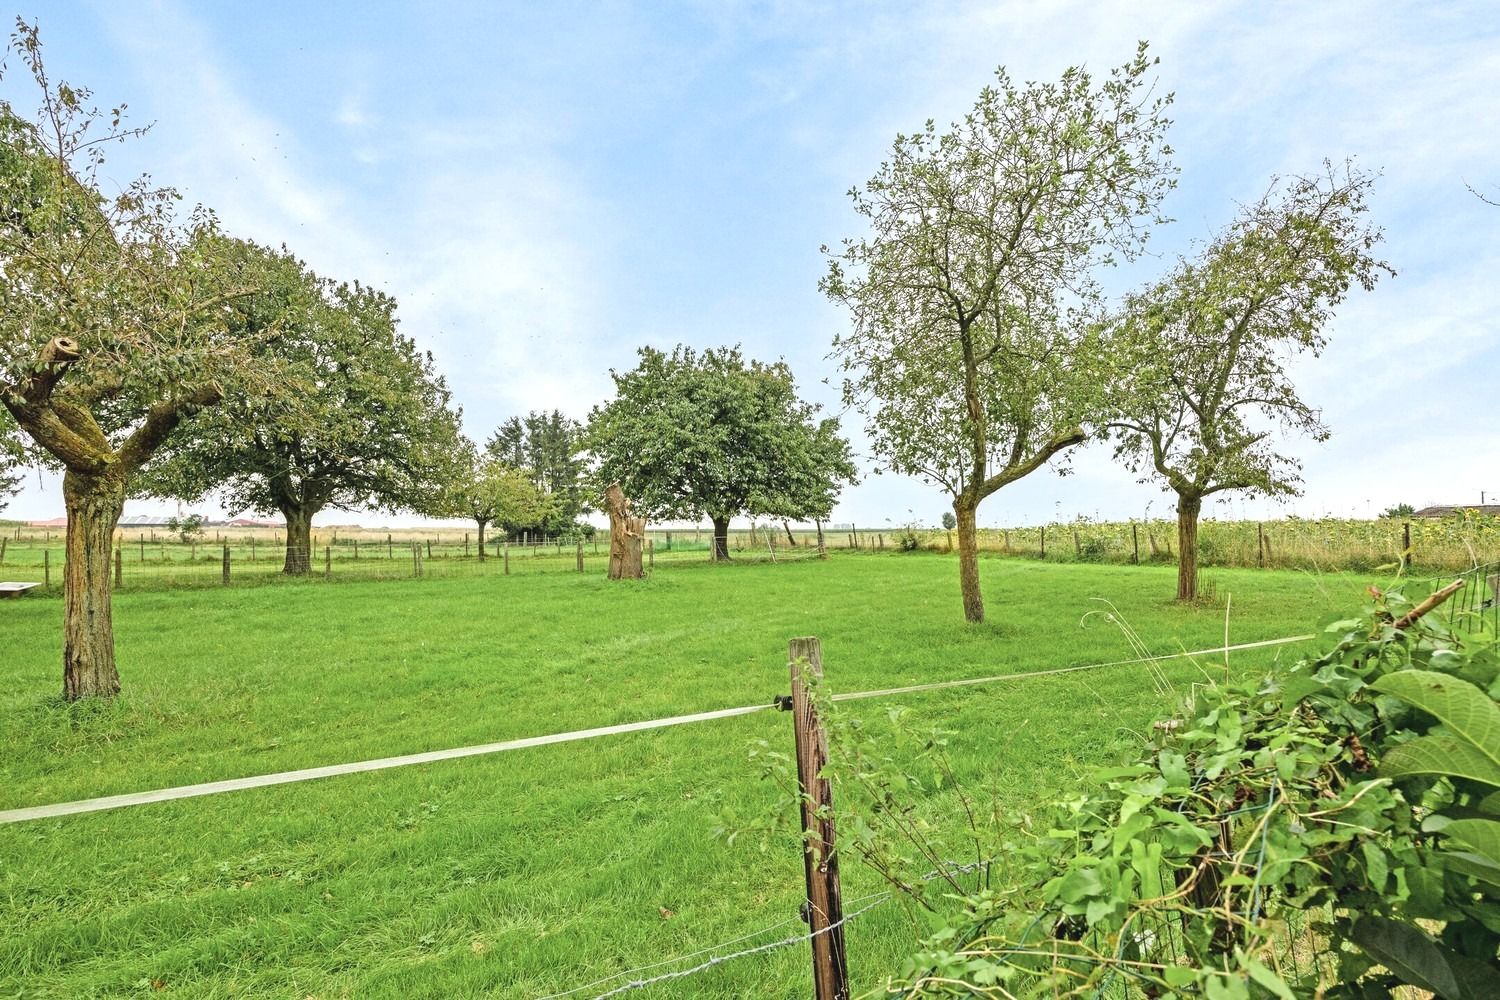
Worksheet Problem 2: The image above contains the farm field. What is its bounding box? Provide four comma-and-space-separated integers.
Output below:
1, 554, 1397, 997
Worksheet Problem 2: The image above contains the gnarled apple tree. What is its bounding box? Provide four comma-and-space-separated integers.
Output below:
822, 44, 1175, 623
1104, 164, 1391, 600
585, 345, 856, 560
144, 272, 464, 574
0, 23, 286, 699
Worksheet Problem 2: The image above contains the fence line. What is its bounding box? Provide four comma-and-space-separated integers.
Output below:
0, 634, 1315, 826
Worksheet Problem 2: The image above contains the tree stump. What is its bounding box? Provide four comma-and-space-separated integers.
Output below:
605, 482, 645, 580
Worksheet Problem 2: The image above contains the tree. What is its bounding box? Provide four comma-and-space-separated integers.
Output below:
1, 410, 23, 509
822, 45, 1175, 622
165, 513, 205, 544
585, 345, 856, 561
0, 23, 286, 700
485, 410, 585, 533
1104, 165, 1390, 600
940, 511, 957, 530
144, 269, 464, 574
443, 443, 548, 560
1381, 503, 1415, 519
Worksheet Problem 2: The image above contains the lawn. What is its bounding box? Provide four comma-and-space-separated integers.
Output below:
0, 554, 1381, 998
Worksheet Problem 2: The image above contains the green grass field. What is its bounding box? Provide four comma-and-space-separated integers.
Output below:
0, 554, 1382, 998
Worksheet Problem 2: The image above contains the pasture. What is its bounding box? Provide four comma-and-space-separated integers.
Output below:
0, 553, 1382, 998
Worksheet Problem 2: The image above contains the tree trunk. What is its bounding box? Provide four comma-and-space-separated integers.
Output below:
476, 518, 488, 561
61, 470, 126, 701
281, 505, 315, 575
711, 515, 731, 562
783, 520, 797, 547
1176, 493, 1202, 602
955, 501, 983, 623
604, 482, 645, 579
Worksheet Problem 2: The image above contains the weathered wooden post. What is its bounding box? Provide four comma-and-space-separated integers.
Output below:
114, 547, 123, 589
815, 519, 827, 560
1003, 529, 1010, 552
1402, 521, 1412, 571
604, 482, 645, 580
503, 541, 510, 575
781, 637, 850, 1000
222, 544, 230, 585
325, 546, 332, 578
411, 542, 421, 578
1132, 523, 1140, 564
387, 534, 393, 559
1257, 522, 1266, 567
576, 536, 585, 573
427, 539, 433, 560
0, 537, 6, 564
251, 536, 256, 562
43, 549, 50, 588
1039, 525, 1046, 558
354, 538, 360, 560
139, 535, 145, 562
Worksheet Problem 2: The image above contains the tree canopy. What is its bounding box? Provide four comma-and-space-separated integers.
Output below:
485, 409, 585, 533
144, 265, 464, 574
822, 44, 1175, 622
1104, 163, 1390, 599
585, 345, 856, 560
0, 21, 290, 698
443, 442, 549, 558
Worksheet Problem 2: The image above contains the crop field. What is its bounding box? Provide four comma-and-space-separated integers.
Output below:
0, 552, 1398, 998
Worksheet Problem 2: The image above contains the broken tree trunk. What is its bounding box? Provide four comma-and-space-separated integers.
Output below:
604, 482, 645, 580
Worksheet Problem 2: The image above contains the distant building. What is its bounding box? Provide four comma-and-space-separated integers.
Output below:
27, 517, 67, 528
226, 518, 282, 528
1413, 505, 1500, 518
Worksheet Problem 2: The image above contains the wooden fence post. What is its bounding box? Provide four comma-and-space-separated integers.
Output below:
0, 537, 6, 564
140, 535, 145, 562
1257, 522, 1266, 567
43, 549, 50, 588
412, 542, 421, 578
115, 547, 123, 589
783, 637, 850, 1000
503, 541, 510, 575
1131, 523, 1140, 564
354, 538, 360, 560
388, 534, 393, 559
1402, 521, 1412, 571
251, 537, 256, 562
648, 538, 655, 570
1039, 525, 1046, 558
576, 536, 585, 573
222, 545, 230, 585
325, 546, 332, 578
428, 539, 433, 560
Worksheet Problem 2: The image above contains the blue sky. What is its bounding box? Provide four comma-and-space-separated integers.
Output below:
5, 1, 1498, 528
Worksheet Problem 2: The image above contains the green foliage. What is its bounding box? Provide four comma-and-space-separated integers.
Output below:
485, 409, 585, 532
1382, 503, 1415, 519
875, 585, 1500, 997
0, 21, 285, 480
165, 513, 206, 544
1104, 165, 1391, 509
941, 511, 957, 531
584, 344, 856, 527
821, 44, 1174, 509
142, 264, 464, 525
442, 443, 550, 536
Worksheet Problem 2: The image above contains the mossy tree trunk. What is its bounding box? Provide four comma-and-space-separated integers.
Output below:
61, 469, 126, 700
955, 500, 983, 623
1176, 492, 1202, 602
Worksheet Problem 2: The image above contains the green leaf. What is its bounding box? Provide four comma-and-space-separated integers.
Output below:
1350, 915, 1500, 1000
1380, 735, 1500, 788
1444, 818, 1500, 867
1242, 953, 1296, 1000
1371, 670, 1500, 768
